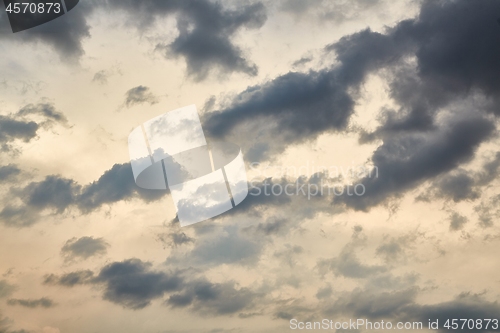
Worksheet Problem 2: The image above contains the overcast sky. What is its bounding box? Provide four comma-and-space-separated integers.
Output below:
1, 0, 500, 332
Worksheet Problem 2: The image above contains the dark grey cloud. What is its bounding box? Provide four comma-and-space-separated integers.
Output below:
448, 212, 468, 232
16, 103, 68, 126
165, 1, 266, 81
156, 219, 194, 249
7, 297, 55, 309
61, 236, 109, 261
426, 170, 479, 203
375, 231, 419, 264
318, 226, 387, 279
43, 270, 94, 287
358, 0, 500, 138
77, 162, 166, 211
123, 86, 159, 108
0, 165, 20, 182
404, 293, 500, 333
189, 226, 261, 266
104, 0, 266, 81
94, 259, 183, 310
0, 1, 91, 62
339, 115, 495, 210
279, 0, 383, 22
0, 280, 15, 299
325, 287, 418, 319
474, 194, 500, 229
44, 258, 259, 315
202, 25, 409, 160
291, 56, 312, 68
202, 0, 500, 212
0, 115, 38, 152
274, 244, 303, 268
0, 162, 167, 227
0, 103, 68, 152
166, 279, 258, 316
317, 263, 500, 333
326, 288, 500, 332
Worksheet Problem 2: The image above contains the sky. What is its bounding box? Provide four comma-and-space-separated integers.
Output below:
1, 0, 500, 332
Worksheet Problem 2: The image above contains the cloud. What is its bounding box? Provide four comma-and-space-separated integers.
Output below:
44, 259, 258, 315
359, 0, 500, 138
162, 1, 266, 81
201, 25, 412, 161
0, 2, 91, 62
15, 176, 81, 214
188, 226, 261, 266
94, 259, 183, 310
0, 103, 68, 152
291, 56, 312, 68
2, 0, 267, 77
91, 67, 122, 85
448, 212, 468, 232
317, 259, 500, 333
280, 0, 383, 22
0, 280, 16, 299
0, 116, 38, 152
156, 219, 195, 249
326, 288, 500, 332
202, 0, 500, 212
44, 258, 259, 314
61, 236, 109, 261
43, 270, 94, 287
7, 297, 55, 309
375, 231, 419, 264
0, 165, 20, 182
339, 115, 495, 210
203, 70, 355, 161
0, 163, 167, 227
318, 226, 387, 279
318, 249, 387, 279
92, 70, 109, 84
324, 287, 418, 319
417, 153, 500, 203
16, 103, 68, 126
0, 313, 11, 333
104, 0, 267, 81
404, 293, 500, 332
123, 86, 159, 108
165, 279, 258, 316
